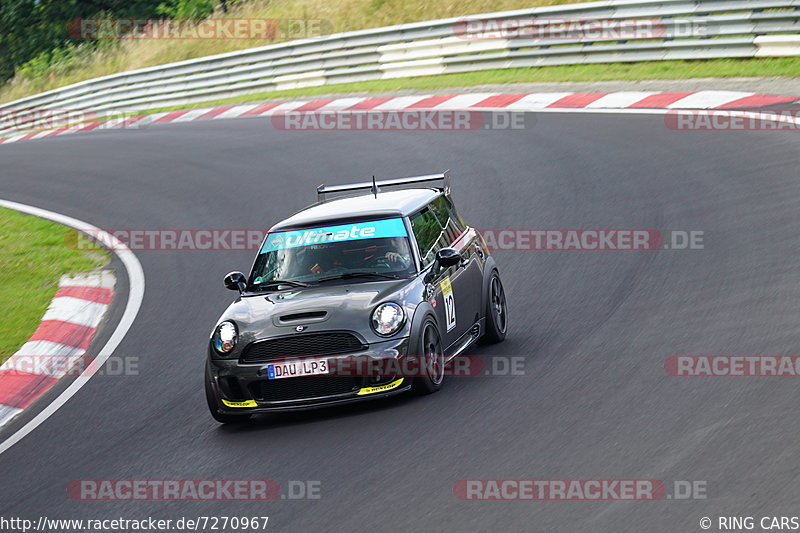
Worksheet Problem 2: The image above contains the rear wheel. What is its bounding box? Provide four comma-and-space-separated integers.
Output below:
412, 319, 445, 395
481, 270, 508, 344
205, 366, 251, 424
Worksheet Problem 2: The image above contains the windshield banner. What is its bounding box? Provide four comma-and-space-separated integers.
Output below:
261, 218, 408, 253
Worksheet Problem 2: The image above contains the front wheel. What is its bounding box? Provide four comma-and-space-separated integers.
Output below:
205, 366, 251, 424
481, 270, 508, 344
412, 319, 445, 395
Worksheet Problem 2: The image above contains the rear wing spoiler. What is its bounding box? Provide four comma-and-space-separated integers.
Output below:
317, 170, 452, 203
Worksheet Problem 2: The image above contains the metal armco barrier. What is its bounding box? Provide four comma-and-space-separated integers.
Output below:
0, 0, 798, 132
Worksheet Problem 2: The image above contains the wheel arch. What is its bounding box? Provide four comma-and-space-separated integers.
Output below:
409, 301, 438, 351
480, 256, 499, 318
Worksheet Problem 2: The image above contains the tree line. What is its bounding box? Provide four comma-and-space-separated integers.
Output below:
0, 0, 224, 82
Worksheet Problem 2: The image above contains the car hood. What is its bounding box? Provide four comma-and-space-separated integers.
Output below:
216, 278, 423, 348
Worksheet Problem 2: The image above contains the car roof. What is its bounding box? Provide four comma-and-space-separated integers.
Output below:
269, 188, 441, 232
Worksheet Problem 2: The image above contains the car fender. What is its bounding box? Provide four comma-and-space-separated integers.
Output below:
480, 256, 498, 319
409, 301, 437, 353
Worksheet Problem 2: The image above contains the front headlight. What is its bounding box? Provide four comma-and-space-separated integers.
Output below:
371, 302, 405, 336
212, 321, 238, 355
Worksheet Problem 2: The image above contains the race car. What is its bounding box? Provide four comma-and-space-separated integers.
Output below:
205, 171, 508, 423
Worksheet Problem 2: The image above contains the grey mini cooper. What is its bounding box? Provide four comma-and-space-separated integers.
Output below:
205, 171, 508, 423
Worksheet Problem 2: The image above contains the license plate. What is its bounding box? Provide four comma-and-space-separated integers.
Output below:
267, 359, 329, 379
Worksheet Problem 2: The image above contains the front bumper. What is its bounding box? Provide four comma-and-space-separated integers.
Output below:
207, 336, 412, 414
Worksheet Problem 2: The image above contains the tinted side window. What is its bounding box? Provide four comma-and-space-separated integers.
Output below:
410, 208, 440, 266
430, 195, 466, 243
410, 195, 468, 266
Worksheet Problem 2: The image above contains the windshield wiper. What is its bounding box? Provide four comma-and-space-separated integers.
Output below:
251, 279, 311, 289
317, 272, 400, 283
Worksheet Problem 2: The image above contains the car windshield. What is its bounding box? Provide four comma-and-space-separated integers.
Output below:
248, 218, 415, 289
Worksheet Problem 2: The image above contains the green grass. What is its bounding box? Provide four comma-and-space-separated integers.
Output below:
0, 207, 109, 363
104, 57, 800, 117
0, 0, 586, 104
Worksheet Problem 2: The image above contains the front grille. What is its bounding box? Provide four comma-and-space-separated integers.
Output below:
240, 332, 366, 363
249, 376, 361, 402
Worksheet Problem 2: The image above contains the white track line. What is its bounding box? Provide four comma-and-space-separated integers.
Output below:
0, 199, 145, 457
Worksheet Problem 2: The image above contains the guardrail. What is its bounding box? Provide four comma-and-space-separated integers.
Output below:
1, 0, 798, 132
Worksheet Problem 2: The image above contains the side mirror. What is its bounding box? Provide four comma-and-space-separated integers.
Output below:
425, 248, 462, 283
435, 248, 462, 268
224, 271, 247, 292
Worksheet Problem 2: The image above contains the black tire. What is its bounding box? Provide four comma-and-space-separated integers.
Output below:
205, 366, 251, 424
412, 319, 445, 395
481, 270, 508, 344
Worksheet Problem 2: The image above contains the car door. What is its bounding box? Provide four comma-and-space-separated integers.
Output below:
410, 196, 481, 352
430, 195, 483, 344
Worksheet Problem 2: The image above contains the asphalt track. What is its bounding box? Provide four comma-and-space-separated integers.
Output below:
1, 112, 799, 532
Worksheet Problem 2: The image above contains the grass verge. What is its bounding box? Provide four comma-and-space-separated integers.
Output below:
0, 207, 109, 363
0, 0, 584, 104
